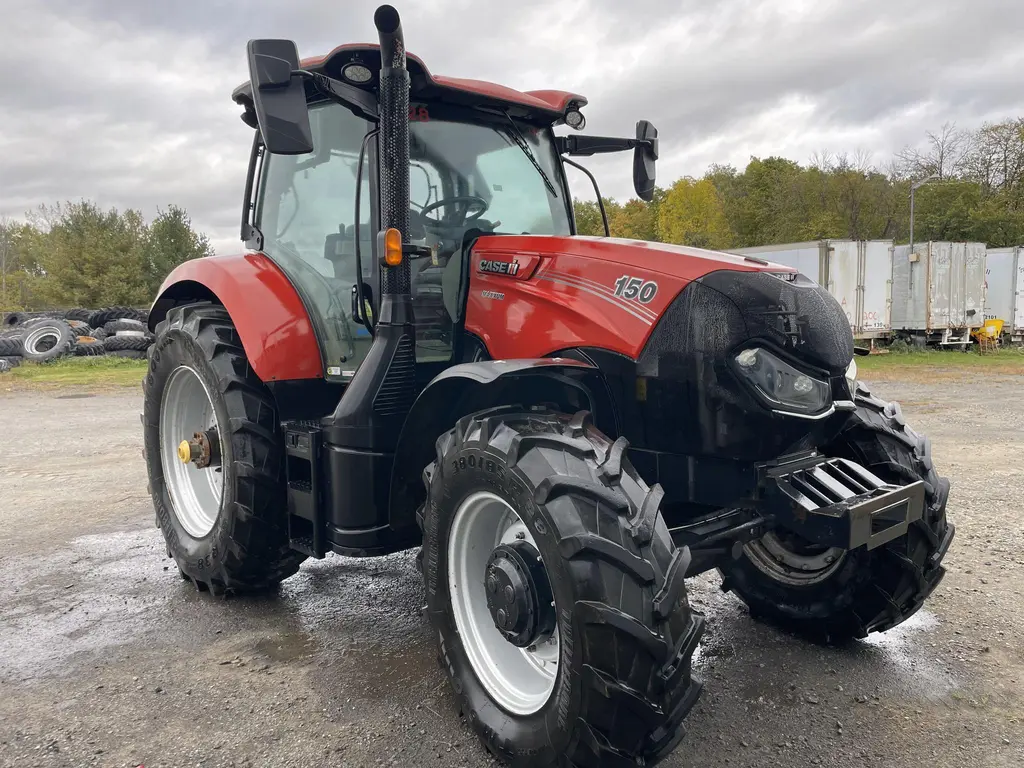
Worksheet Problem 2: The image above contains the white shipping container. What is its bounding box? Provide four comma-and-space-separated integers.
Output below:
984, 247, 1016, 323
730, 240, 892, 337
891, 242, 987, 332
984, 246, 1024, 335
1017, 256, 1024, 333
730, 241, 824, 282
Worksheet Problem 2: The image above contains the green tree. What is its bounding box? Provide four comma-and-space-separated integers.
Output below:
572, 198, 605, 236
144, 205, 214, 296
13, 200, 213, 309
609, 198, 658, 240
658, 177, 733, 249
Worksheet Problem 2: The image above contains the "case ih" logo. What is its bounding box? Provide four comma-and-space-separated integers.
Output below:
479, 259, 520, 276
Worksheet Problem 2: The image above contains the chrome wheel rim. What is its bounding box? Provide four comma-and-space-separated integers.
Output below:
744, 531, 845, 586
448, 491, 559, 716
159, 365, 223, 538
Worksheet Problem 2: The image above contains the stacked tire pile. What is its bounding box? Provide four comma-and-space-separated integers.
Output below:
0, 307, 151, 372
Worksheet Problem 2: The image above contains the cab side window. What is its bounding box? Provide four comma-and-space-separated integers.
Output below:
256, 102, 373, 379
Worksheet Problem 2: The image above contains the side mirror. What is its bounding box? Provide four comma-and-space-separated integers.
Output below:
247, 39, 314, 155
633, 120, 658, 202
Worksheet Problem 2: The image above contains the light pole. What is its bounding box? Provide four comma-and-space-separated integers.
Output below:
909, 173, 939, 252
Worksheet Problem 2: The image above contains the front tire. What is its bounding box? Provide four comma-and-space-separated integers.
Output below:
143, 303, 305, 594
420, 407, 704, 767
721, 382, 954, 641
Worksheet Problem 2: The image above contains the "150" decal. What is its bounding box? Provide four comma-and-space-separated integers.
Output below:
613, 275, 658, 303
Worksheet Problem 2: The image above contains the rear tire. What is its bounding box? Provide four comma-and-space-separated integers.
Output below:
720, 382, 954, 641
143, 303, 305, 594
420, 407, 703, 767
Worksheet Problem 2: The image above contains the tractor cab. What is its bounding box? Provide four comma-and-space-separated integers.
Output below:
232, 39, 656, 383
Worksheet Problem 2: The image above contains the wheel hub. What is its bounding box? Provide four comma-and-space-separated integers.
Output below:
485, 541, 556, 648
177, 429, 220, 469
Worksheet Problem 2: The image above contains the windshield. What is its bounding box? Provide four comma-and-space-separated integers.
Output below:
407, 107, 572, 237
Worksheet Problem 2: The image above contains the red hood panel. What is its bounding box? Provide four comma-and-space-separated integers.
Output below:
472, 235, 794, 279
464, 236, 794, 361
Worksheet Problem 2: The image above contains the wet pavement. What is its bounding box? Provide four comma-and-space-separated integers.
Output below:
0, 378, 1022, 768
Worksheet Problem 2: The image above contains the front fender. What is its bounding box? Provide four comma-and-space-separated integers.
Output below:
149, 253, 323, 382
387, 357, 612, 533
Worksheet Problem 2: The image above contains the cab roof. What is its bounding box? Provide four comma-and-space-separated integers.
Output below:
232, 43, 587, 124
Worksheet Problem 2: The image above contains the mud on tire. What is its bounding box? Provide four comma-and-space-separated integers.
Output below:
143, 303, 305, 594
720, 381, 954, 642
420, 407, 704, 767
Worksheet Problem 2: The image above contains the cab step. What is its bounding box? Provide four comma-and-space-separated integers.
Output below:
282, 421, 327, 559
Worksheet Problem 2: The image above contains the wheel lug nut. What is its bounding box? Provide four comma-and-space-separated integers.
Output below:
487, 575, 498, 594
497, 609, 507, 628
504, 585, 515, 603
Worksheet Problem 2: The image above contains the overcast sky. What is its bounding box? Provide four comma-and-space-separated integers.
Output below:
2, 0, 1023, 253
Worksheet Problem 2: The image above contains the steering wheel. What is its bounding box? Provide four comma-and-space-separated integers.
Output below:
420, 195, 488, 228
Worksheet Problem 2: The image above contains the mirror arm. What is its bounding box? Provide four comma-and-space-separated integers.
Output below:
294, 69, 380, 123
562, 157, 610, 237
557, 135, 653, 157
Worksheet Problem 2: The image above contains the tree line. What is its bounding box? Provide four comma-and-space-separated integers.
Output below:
574, 119, 1024, 249
4, 119, 1021, 312
0, 202, 213, 311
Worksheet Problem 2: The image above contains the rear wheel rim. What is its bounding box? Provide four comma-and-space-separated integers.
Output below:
159, 365, 224, 538
448, 491, 559, 716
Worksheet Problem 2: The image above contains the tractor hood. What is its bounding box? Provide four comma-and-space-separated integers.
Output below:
472, 234, 794, 282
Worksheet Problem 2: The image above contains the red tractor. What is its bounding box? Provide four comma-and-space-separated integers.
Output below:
143, 6, 954, 766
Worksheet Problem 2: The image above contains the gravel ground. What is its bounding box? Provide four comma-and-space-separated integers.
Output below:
0, 372, 1021, 768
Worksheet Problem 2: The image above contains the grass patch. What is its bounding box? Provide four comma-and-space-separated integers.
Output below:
857, 347, 1024, 380
3, 356, 148, 391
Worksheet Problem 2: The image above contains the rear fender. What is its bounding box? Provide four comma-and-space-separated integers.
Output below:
149, 253, 323, 381
387, 357, 615, 532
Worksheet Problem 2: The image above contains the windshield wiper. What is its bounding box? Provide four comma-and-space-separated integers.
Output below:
501, 112, 558, 197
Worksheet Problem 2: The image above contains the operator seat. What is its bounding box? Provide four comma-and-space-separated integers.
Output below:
323, 224, 372, 284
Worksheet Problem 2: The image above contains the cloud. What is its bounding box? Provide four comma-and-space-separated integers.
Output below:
2, 0, 1023, 254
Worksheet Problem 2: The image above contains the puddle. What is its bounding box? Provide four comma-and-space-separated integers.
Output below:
332, 641, 438, 699
253, 631, 317, 662
0, 529, 172, 682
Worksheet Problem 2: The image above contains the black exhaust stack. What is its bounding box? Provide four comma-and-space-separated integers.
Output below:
298, 4, 419, 557
374, 4, 412, 298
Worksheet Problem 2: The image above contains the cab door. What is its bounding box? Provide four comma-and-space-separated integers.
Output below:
254, 101, 375, 383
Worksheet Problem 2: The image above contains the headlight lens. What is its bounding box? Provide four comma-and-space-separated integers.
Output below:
734, 347, 831, 413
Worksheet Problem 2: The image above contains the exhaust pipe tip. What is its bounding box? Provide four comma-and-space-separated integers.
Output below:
374, 5, 401, 36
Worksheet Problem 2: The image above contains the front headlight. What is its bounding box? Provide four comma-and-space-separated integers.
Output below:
734, 347, 831, 414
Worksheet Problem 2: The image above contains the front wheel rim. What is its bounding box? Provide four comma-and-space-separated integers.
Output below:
159, 365, 224, 538
448, 491, 559, 716
744, 531, 846, 586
